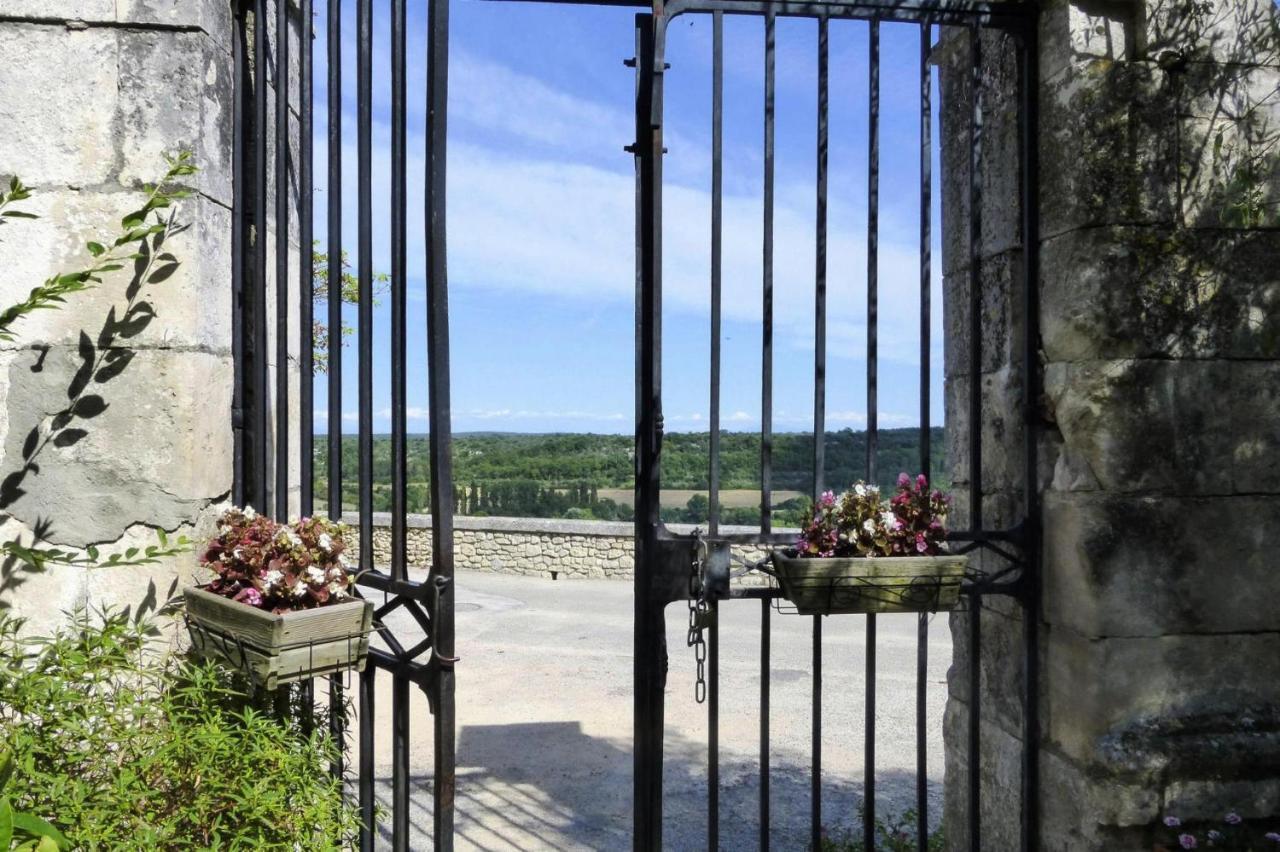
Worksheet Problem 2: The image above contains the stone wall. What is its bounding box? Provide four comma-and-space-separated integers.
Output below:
0, 3, 299, 630
940, 2, 1280, 849
345, 513, 777, 582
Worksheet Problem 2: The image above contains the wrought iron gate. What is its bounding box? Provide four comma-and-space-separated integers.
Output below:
630, 2, 1042, 851
233, 0, 1041, 849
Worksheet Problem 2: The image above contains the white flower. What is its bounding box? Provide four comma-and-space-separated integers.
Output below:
232, 547, 245, 561
862, 518, 876, 534
218, 524, 230, 535
318, 533, 333, 552
262, 569, 283, 590
854, 483, 867, 497
881, 511, 901, 531
338, 551, 350, 567
327, 581, 347, 599
290, 581, 308, 598
242, 505, 257, 520
305, 566, 326, 584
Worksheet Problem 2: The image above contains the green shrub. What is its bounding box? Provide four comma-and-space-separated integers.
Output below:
816, 809, 946, 852
0, 609, 360, 850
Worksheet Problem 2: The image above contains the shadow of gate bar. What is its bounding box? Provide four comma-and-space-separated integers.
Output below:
231, 0, 1042, 849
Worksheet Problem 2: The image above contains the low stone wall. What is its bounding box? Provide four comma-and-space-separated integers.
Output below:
344, 513, 781, 581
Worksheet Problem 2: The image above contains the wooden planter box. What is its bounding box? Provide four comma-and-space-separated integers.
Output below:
770, 551, 968, 615
184, 586, 373, 690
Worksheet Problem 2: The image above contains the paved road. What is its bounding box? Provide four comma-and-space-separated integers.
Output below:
354, 570, 953, 850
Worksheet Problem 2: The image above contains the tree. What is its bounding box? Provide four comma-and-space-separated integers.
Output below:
310, 245, 389, 374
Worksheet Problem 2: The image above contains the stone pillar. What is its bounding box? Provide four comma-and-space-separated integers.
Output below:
942, 1, 1280, 849
0, 2, 274, 631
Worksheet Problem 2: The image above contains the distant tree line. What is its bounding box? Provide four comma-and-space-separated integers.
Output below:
311, 427, 947, 524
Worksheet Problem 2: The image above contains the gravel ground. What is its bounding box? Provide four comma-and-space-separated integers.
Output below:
352, 569, 953, 850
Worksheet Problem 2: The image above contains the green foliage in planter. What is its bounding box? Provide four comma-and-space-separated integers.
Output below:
816, 810, 945, 852
0, 608, 360, 850
0, 750, 71, 851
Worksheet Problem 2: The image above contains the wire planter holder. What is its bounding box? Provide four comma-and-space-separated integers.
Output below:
761, 551, 969, 616
183, 585, 374, 694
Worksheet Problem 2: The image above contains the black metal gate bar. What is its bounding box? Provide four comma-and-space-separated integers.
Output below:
390, 0, 409, 585
254, 0, 269, 513
425, 0, 459, 841
324, 0, 345, 785
356, 0, 374, 580
273, 0, 290, 522
231, 1, 247, 510
865, 17, 881, 851
917, 22, 933, 850
760, 14, 776, 848
359, 666, 376, 852
759, 598, 771, 850
300, 0, 314, 520
707, 10, 724, 850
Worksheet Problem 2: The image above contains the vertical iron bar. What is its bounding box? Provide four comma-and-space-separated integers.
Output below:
359, 667, 376, 852
968, 596, 982, 850
1019, 18, 1042, 852
916, 22, 933, 852
390, 0, 408, 583
254, 0, 269, 513
426, 0, 457, 846
232, 1, 246, 507
864, 21, 881, 852
326, 0, 343, 520
300, 0, 314, 519
274, 0, 290, 521
812, 19, 829, 851
707, 12, 723, 851
760, 10, 775, 535
633, 12, 665, 850
356, 0, 373, 572
393, 673, 410, 851
760, 599, 771, 851
325, 0, 345, 785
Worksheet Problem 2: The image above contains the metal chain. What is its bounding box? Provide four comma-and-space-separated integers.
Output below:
687, 530, 710, 704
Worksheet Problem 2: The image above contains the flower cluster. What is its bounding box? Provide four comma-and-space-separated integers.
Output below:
1160, 812, 1280, 850
796, 473, 951, 558
199, 506, 354, 613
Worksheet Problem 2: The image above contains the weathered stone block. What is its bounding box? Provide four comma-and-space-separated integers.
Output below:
0, 347, 233, 545
1, 3, 116, 20
943, 366, 1024, 493
947, 596, 1027, 736
1043, 492, 1280, 637
1041, 227, 1280, 361
116, 0, 236, 50
117, 28, 234, 206
1043, 627, 1280, 770
943, 249, 1024, 379
1045, 359, 1277, 495
942, 701, 1023, 852
0, 24, 118, 186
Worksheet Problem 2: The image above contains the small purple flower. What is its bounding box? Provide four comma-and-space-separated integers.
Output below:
1225, 813, 1242, 825
1180, 834, 1198, 850
1207, 830, 1222, 843
897, 472, 911, 488
1263, 831, 1280, 842
1165, 817, 1183, 828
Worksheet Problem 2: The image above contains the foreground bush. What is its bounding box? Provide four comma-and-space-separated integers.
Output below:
0, 609, 359, 850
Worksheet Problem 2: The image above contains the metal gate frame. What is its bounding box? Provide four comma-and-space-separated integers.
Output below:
234, 0, 1040, 848
232, 1, 456, 849
630, 2, 1042, 850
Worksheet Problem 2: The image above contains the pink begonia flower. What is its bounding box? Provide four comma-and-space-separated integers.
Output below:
897, 472, 911, 488
1225, 813, 1242, 825
1179, 834, 1197, 850
916, 473, 928, 491
233, 586, 263, 607
1164, 817, 1182, 827
820, 490, 837, 508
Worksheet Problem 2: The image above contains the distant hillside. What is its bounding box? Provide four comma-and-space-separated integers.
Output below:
313, 428, 947, 525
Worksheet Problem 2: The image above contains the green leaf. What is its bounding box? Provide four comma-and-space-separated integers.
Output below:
0, 798, 12, 851
1, 211, 37, 219
12, 813, 71, 850
0, 750, 13, 792
120, 210, 146, 230
86, 241, 106, 257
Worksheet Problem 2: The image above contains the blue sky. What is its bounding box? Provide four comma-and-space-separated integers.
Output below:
310, 4, 944, 435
